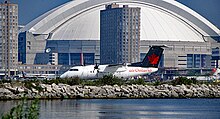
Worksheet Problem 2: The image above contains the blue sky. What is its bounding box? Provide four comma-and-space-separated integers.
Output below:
2, 0, 220, 29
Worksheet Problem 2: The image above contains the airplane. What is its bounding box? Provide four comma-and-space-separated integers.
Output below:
209, 68, 220, 81
176, 68, 220, 82
17, 71, 56, 79
60, 45, 167, 79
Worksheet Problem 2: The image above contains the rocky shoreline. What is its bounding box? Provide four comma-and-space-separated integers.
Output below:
0, 83, 220, 100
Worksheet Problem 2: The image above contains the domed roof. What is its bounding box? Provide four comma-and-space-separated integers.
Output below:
21, 0, 220, 42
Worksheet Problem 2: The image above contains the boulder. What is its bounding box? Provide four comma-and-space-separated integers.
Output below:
114, 86, 121, 92
31, 88, 39, 94
171, 90, 179, 98
121, 87, 130, 94
0, 88, 12, 94
45, 85, 53, 93
98, 89, 107, 96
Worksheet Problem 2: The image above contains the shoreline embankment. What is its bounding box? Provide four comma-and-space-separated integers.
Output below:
0, 83, 220, 100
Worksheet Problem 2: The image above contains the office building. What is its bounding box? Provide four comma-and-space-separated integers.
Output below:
0, 0, 18, 77
100, 4, 140, 64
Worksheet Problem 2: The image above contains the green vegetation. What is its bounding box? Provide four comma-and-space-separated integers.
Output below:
95, 75, 125, 86
127, 78, 146, 85
41, 77, 81, 86
152, 80, 162, 86
0, 75, 219, 89
1, 98, 40, 119
0, 79, 12, 84
23, 79, 43, 92
170, 77, 198, 85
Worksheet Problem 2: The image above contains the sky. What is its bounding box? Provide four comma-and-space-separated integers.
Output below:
1, 0, 220, 29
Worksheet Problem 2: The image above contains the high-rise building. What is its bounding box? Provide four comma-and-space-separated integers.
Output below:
0, 0, 18, 77
100, 4, 140, 64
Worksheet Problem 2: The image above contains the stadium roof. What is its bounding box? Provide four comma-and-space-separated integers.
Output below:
21, 0, 220, 42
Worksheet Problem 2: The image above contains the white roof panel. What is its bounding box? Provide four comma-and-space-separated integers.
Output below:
21, 0, 220, 42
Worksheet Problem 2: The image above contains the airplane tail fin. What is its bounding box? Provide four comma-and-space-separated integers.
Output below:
130, 45, 166, 68
212, 68, 220, 76
142, 46, 164, 68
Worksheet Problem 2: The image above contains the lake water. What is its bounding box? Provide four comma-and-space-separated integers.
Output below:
1, 99, 220, 119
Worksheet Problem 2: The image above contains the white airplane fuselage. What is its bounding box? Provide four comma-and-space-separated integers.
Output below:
60, 65, 158, 79
60, 45, 167, 79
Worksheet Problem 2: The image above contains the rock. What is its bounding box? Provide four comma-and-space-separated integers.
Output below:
201, 84, 208, 89
98, 89, 107, 96
1, 83, 220, 99
121, 87, 130, 94
107, 94, 116, 98
5, 86, 18, 94
32, 83, 36, 87
185, 93, 193, 97
183, 88, 193, 94
0, 88, 12, 94
154, 92, 162, 98
45, 85, 53, 93
171, 90, 179, 98
90, 87, 101, 94
122, 93, 130, 98
114, 92, 122, 97
31, 88, 39, 94
114, 86, 121, 92
17, 87, 25, 93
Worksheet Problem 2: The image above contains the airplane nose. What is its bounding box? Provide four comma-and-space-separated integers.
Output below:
60, 73, 66, 78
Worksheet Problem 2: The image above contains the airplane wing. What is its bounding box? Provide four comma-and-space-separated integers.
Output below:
101, 64, 127, 72
107, 64, 125, 67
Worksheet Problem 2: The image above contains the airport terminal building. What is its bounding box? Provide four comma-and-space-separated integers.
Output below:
18, 0, 220, 76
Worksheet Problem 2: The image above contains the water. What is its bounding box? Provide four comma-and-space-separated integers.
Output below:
1, 99, 220, 119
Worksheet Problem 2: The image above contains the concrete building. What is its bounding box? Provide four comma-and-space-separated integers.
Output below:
18, 0, 220, 75
100, 4, 140, 64
0, 0, 18, 77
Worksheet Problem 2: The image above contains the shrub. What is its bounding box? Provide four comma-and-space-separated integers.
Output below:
23, 79, 43, 92
81, 80, 97, 86
1, 98, 39, 119
96, 75, 125, 86
171, 77, 198, 85
0, 79, 12, 84
153, 80, 161, 86
127, 78, 146, 85
42, 77, 81, 86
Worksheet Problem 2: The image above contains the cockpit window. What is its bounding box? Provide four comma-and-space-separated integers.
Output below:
69, 69, 79, 71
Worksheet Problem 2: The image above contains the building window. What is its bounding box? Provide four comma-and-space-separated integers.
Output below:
58, 53, 69, 65
27, 41, 31, 45
187, 54, 207, 68
83, 53, 95, 65
27, 46, 31, 50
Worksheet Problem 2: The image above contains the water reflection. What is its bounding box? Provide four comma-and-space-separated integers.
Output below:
1, 99, 220, 119
0, 100, 20, 116
39, 100, 101, 119
39, 99, 220, 119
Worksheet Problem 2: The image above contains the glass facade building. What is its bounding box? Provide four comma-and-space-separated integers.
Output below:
58, 53, 94, 65
18, 37, 99, 67
187, 54, 208, 68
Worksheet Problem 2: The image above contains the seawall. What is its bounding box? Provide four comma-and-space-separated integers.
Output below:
0, 83, 220, 100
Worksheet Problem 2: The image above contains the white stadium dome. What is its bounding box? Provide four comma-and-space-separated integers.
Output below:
21, 0, 220, 42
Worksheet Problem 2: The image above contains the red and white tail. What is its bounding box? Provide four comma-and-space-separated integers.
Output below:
212, 68, 220, 76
